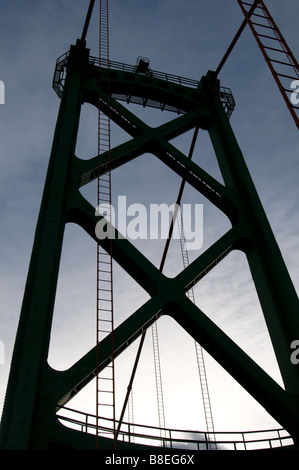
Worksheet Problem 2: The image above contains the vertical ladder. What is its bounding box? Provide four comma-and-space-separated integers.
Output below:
237, 0, 299, 129
151, 322, 167, 443
127, 390, 135, 443
96, 0, 116, 447
177, 208, 216, 450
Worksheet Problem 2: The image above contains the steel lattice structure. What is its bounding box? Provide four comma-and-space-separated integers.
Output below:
1, 0, 299, 450
1, 37, 299, 449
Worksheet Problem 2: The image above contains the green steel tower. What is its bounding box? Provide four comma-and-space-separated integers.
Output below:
1, 10, 299, 449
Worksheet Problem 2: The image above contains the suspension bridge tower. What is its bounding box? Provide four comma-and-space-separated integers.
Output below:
1, 1, 299, 450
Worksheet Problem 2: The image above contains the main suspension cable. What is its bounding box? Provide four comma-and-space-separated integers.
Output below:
215, 0, 259, 76
81, 0, 96, 43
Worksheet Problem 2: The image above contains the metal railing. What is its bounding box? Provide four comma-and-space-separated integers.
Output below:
57, 406, 293, 450
52, 51, 235, 118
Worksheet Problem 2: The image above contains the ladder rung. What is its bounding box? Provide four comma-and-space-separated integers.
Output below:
270, 58, 295, 67
256, 33, 280, 42
98, 275, 111, 280
283, 87, 297, 93
98, 184, 110, 190
264, 45, 287, 54
251, 11, 268, 20
97, 299, 112, 304
98, 189, 111, 195
241, 0, 262, 7
277, 72, 299, 80
97, 290, 112, 296
98, 314, 112, 320
251, 21, 275, 30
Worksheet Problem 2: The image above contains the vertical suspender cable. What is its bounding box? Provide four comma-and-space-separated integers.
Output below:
177, 209, 216, 449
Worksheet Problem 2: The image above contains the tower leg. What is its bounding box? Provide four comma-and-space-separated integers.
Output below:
0, 41, 90, 450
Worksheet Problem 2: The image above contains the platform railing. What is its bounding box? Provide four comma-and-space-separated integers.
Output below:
52, 51, 235, 118
57, 406, 293, 450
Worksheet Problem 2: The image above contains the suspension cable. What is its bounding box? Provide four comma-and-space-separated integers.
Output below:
81, 0, 96, 43
215, 0, 259, 76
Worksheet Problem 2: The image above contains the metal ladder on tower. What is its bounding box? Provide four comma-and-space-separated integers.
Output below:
237, 0, 299, 130
151, 322, 167, 443
127, 389, 135, 443
177, 207, 216, 450
96, 0, 116, 448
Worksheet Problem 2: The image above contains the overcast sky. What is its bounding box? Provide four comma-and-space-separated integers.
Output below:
1, 0, 299, 447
